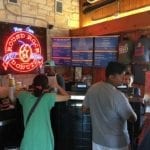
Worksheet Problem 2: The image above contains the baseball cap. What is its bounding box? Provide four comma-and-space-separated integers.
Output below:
44, 60, 55, 67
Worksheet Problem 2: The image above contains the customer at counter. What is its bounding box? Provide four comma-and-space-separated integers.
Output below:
17, 74, 69, 150
83, 61, 137, 150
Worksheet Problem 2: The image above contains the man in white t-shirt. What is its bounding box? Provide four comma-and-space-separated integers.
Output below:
83, 61, 137, 150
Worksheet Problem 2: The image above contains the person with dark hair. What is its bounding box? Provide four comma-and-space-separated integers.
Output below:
123, 72, 134, 88
123, 72, 142, 97
17, 74, 69, 150
83, 61, 137, 150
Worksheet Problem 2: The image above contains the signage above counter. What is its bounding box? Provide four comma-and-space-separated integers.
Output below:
0, 21, 47, 74
94, 35, 119, 67
52, 37, 71, 66
72, 37, 93, 67
51, 35, 119, 68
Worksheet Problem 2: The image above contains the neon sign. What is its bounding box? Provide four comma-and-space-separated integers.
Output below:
2, 29, 43, 73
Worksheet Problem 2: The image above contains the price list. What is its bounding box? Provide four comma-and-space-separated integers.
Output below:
94, 36, 119, 67
72, 37, 93, 67
52, 38, 71, 66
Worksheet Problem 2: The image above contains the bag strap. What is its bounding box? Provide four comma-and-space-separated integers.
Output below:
26, 93, 45, 126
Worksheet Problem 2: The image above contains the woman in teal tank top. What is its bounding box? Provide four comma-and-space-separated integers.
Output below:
17, 74, 69, 150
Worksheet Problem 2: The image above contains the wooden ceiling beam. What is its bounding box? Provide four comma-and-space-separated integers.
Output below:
70, 11, 150, 36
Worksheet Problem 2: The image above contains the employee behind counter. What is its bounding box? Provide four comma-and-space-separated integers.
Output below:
117, 72, 141, 98
44, 60, 66, 91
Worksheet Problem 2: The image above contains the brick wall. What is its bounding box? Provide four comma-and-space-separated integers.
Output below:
0, 0, 79, 87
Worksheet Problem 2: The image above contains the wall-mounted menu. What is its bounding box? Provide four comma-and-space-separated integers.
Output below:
72, 37, 93, 67
52, 37, 71, 66
94, 36, 119, 67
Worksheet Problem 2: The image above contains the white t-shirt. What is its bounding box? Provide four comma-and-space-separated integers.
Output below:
83, 81, 136, 148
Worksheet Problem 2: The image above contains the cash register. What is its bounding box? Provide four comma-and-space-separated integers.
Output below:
71, 82, 88, 93
69, 82, 88, 101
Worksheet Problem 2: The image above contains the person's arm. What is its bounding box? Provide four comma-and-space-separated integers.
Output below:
117, 93, 137, 123
56, 74, 65, 89
82, 93, 90, 112
82, 105, 90, 112
56, 84, 68, 96
56, 94, 70, 102
128, 111, 137, 123
49, 75, 68, 95
55, 84, 70, 102
50, 76, 70, 101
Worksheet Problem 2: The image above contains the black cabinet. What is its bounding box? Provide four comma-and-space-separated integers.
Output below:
51, 100, 92, 150
51, 101, 70, 150
67, 100, 92, 150
128, 99, 145, 150
0, 108, 23, 150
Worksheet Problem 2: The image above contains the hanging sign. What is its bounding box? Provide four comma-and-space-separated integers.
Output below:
2, 28, 43, 73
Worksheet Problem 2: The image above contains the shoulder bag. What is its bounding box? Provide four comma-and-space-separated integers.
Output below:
26, 93, 45, 126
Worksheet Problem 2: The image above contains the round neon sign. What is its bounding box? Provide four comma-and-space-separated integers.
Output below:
2, 31, 43, 73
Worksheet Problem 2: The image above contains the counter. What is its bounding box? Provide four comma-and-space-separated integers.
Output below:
128, 97, 145, 134
52, 95, 145, 150
128, 97, 145, 150
0, 94, 146, 150
0, 105, 24, 149
51, 94, 92, 150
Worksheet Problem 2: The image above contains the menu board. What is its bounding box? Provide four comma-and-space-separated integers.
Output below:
52, 37, 71, 66
72, 37, 93, 67
94, 36, 119, 67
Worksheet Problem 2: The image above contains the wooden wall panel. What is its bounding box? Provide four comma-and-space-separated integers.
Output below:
120, 0, 150, 12
70, 11, 150, 36
92, 2, 118, 21
80, 0, 150, 27
120, 0, 131, 12
92, 68, 106, 83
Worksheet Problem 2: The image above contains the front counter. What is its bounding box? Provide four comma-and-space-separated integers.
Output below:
128, 97, 145, 150
0, 94, 146, 150
51, 95, 146, 150
128, 97, 145, 134
0, 106, 24, 149
51, 93, 92, 150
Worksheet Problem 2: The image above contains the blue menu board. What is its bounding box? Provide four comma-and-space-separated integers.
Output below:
94, 36, 119, 67
52, 37, 71, 66
72, 37, 93, 67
